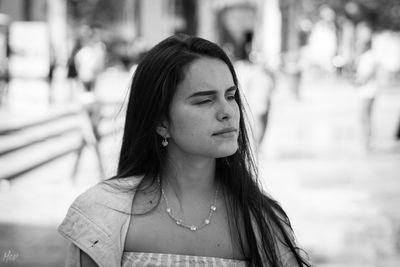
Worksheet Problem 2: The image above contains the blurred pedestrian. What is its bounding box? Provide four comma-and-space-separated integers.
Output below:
235, 31, 275, 147
68, 31, 107, 180
74, 34, 106, 93
71, 92, 104, 181
283, 50, 305, 101
66, 37, 82, 101
0, 23, 10, 106
0, 58, 9, 106
355, 40, 377, 150
307, 5, 337, 74
47, 43, 56, 104
58, 34, 311, 267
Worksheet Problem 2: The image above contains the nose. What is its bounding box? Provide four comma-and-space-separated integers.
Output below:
216, 99, 235, 121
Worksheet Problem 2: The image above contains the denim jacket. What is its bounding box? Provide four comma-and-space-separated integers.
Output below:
58, 177, 142, 267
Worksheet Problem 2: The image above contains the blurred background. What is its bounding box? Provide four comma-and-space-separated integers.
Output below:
0, 0, 400, 266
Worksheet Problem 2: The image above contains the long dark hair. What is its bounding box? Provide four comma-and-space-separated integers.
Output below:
112, 34, 310, 266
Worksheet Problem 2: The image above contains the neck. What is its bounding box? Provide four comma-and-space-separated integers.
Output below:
162, 153, 217, 202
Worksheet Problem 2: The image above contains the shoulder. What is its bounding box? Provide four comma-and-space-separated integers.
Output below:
58, 176, 143, 267
67, 176, 143, 226
59, 176, 143, 227
74, 177, 142, 209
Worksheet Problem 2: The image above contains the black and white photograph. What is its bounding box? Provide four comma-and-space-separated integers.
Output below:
0, 0, 400, 266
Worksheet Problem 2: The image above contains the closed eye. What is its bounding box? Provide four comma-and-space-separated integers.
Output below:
227, 94, 236, 101
226, 89, 237, 101
196, 99, 213, 105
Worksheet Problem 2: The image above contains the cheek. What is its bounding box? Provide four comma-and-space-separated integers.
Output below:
169, 107, 208, 139
233, 102, 241, 123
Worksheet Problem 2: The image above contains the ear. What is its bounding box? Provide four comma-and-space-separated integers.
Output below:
156, 120, 170, 138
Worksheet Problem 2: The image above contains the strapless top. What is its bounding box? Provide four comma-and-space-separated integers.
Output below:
121, 252, 248, 267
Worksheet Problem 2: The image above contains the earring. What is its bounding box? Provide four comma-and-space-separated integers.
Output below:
161, 137, 168, 147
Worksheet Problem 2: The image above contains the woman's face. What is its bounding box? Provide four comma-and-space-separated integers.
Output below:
163, 57, 240, 160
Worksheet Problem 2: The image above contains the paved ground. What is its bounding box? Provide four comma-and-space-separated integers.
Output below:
0, 68, 399, 266
260, 72, 400, 266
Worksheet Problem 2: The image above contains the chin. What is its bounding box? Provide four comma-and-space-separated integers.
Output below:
212, 144, 238, 158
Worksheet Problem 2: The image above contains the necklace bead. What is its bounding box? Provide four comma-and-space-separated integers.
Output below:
161, 183, 219, 232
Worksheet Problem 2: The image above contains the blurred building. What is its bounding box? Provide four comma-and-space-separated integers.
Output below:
0, 0, 67, 78
198, 0, 283, 68
196, 0, 298, 70
0, 0, 306, 75
0, 0, 47, 21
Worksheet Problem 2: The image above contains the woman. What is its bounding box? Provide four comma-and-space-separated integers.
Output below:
58, 34, 311, 266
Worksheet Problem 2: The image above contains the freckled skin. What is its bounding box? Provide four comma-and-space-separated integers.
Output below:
165, 57, 240, 160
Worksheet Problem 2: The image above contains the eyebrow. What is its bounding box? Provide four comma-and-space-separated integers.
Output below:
187, 85, 237, 99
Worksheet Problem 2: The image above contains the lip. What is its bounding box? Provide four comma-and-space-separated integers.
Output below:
212, 127, 237, 136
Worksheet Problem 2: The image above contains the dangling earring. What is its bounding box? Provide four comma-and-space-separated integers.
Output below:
161, 137, 168, 147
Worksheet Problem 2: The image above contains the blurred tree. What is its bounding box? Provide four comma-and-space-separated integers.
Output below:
67, 0, 125, 28
175, 0, 197, 35
67, 0, 136, 67
23, 0, 32, 21
304, 0, 400, 31
67, 0, 97, 26
92, 0, 125, 28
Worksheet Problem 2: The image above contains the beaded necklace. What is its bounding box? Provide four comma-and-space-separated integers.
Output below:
161, 184, 219, 232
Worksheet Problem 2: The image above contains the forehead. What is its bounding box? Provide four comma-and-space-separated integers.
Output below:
177, 57, 234, 95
